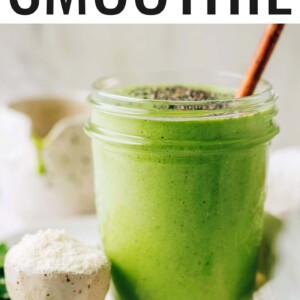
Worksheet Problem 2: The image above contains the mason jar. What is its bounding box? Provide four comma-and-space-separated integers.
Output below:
85, 70, 279, 300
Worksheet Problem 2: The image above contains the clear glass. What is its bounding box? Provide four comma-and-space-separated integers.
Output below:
86, 70, 279, 300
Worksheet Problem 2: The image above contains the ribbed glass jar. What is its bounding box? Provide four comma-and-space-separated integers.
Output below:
86, 70, 279, 300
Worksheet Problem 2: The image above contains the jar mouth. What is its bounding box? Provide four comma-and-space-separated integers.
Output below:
89, 70, 276, 119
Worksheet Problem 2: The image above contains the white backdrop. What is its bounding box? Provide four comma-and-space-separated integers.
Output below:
0, 24, 298, 149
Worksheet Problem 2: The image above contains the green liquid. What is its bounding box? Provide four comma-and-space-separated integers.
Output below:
32, 135, 46, 175
90, 86, 278, 300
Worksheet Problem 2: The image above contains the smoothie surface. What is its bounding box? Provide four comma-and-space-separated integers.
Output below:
113, 85, 234, 102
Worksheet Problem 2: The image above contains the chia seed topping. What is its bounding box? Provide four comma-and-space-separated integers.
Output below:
120, 85, 234, 110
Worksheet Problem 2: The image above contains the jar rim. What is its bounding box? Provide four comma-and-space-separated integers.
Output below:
89, 70, 276, 119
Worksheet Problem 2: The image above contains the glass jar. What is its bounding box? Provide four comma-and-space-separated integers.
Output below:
86, 70, 279, 300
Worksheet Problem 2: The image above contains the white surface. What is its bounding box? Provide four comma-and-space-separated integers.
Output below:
272, 211, 300, 300
266, 148, 300, 217
253, 210, 300, 300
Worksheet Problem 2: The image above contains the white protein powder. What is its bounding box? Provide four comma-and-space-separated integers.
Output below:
4, 229, 111, 300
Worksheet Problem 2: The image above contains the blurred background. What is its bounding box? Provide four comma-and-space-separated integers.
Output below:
0, 24, 298, 149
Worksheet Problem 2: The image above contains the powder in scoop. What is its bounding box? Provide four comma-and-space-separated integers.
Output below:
6, 229, 108, 274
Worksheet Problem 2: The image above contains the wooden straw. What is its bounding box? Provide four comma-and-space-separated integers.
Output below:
236, 24, 285, 98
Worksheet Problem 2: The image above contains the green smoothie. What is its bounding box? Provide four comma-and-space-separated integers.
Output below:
87, 81, 278, 299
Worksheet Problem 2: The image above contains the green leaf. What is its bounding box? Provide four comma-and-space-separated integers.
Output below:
0, 282, 9, 298
0, 244, 8, 268
0, 283, 6, 293
0, 244, 10, 299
